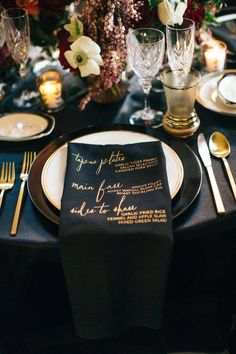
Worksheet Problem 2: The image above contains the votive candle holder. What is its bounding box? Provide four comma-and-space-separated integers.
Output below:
37, 70, 65, 112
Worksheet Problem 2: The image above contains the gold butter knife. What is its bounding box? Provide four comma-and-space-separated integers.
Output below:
197, 133, 225, 215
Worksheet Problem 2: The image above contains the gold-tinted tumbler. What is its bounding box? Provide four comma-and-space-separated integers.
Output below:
160, 68, 201, 138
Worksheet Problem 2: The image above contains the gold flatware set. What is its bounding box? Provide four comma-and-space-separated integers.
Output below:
198, 131, 236, 215
0, 151, 36, 236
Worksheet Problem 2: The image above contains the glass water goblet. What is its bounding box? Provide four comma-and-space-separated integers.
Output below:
166, 18, 195, 70
1, 7, 30, 77
1, 8, 40, 108
0, 6, 6, 101
126, 28, 165, 127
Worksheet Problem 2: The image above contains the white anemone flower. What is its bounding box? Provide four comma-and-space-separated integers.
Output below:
64, 36, 103, 77
158, 0, 187, 25
64, 16, 83, 42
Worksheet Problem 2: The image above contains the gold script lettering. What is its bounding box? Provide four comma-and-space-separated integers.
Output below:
96, 151, 126, 174
70, 202, 110, 216
113, 195, 137, 216
72, 153, 97, 172
96, 179, 123, 202
71, 202, 96, 216
72, 182, 94, 191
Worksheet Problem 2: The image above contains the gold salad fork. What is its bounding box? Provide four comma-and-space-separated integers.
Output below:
11, 151, 36, 236
0, 162, 15, 211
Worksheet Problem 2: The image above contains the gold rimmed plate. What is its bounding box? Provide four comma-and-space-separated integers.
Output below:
41, 131, 184, 210
28, 125, 202, 224
0, 112, 55, 141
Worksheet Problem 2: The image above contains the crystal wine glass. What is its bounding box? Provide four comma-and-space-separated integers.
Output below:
0, 6, 5, 49
126, 28, 165, 127
166, 18, 195, 70
1, 7, 30, 77
1, 7, 40, 108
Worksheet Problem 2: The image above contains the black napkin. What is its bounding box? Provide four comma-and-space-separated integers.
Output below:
59, 141, 173, 339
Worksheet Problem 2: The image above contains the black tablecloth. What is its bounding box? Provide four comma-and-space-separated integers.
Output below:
0, 71, 236, 352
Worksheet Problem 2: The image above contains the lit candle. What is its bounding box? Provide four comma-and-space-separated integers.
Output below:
37, 71, 64, 111
203, 40, 227, 73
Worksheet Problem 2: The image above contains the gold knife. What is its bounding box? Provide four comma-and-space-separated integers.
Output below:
197, 133, 225, 215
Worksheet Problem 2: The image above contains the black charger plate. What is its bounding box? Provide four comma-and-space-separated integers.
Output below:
28, 124, 202, 224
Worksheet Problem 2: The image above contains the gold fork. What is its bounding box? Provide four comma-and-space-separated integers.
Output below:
0, 162, 15, 211
10, 151, 36, 236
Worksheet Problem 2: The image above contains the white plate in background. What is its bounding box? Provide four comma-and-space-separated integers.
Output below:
0, 112, 55, 141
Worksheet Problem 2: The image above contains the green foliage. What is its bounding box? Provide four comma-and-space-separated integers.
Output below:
148, 0, 162, 9
204, 10, 218, 25
213, 0, 224, 10
29, 11, 69, 48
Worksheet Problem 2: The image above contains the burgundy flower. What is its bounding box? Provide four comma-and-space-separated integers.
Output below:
57, 28, 76, 71
132, 0, 158, 28
184, 0, 205, 27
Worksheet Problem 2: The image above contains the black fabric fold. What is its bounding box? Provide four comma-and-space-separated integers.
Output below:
59, 141, 173, 339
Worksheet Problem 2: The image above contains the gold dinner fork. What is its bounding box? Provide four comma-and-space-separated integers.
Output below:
0, 162, 15, 211
10, 151, 36, 236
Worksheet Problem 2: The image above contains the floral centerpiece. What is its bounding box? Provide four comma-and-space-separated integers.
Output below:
58, 1, 143, 109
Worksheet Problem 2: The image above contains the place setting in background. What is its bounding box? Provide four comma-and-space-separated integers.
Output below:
196, 69, 236, 117
196, 8, 236, 117
0, 112, 55, 142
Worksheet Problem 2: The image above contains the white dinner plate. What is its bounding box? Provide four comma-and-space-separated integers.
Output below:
41, 130, 184, 210
196, 69, 236, 116
0, 112, 55, 141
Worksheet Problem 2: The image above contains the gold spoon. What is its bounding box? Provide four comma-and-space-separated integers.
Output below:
209, 131, 236, 200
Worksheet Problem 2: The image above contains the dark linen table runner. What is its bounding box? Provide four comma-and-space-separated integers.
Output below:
59, 141, 173, 339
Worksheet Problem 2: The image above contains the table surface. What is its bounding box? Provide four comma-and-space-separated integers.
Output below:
1, 72, 236, 245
